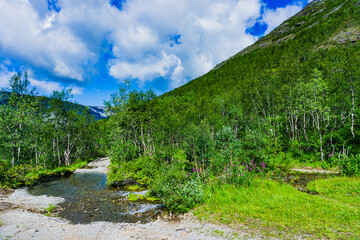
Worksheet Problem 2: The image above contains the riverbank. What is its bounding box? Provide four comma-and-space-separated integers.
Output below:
0, 157, 250, 240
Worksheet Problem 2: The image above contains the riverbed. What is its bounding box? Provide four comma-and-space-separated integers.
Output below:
0, 158, 244, 240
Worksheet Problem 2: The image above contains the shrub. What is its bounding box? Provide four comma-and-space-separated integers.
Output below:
0, 160, 7, 185
151, 162, 205, 213
267, 152, 292, 171
107, 156, 161, 185
4, 164, 44, 188
340, 155, 360, 176
158, 178, 204, 213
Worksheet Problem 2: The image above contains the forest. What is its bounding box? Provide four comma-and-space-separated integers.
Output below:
0, 72, 104, 187
1, 0, 360, 238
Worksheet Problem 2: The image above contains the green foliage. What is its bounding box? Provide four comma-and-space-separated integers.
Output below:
222, 160, 266, 187
157, 178, 204, 213
0, 161, 87, 188
108, 156, 161, 185
339, 155, 360, 176
128, 193, 145, 201
103, 0, 360, 217
210, 126, 243, 176
267, 152, 293, 171
41, 204, 57, 217
3, 164, 43, 188
124, 185, 146, 191
0, 71, 102, 188
184, 123, 214, 167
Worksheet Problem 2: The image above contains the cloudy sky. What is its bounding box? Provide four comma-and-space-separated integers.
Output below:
0, 0, 310, 106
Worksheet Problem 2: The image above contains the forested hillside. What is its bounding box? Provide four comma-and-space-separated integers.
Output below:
152, 0, 360, 162
0, 72, 105, 187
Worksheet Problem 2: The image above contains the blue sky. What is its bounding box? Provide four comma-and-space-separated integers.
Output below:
0, 0, 310, 106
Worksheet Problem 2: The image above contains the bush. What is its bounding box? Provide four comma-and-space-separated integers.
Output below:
267, 152, 292, 171
107, 156, 161, 185
340, 155, 360, 176
151, 163, 204, 213
158, 178, 204, 213
0, 160, 7, 185
4, 164, 43, 188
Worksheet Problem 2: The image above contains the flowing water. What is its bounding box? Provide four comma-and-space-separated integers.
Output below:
27, 172, 162, 224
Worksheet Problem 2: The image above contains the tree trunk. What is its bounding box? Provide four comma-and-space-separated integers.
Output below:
351, 87, 355, 138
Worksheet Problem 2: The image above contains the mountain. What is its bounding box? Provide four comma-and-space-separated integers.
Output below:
151, 0, 360, 158
87, 106, 107, 120
0, 91, 107, 121
166, 0, 360, 99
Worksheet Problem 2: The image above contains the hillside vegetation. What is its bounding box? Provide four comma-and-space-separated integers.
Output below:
107, 0, 360, 180
159, 0, 360, 163
103, 0, 360, 237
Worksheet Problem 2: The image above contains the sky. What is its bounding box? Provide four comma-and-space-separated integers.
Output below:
0, 0, 311, 106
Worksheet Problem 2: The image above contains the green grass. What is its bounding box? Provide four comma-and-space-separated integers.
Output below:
194, 178, 360, 239
307, 176, 360, 207
41, 204, 58, 217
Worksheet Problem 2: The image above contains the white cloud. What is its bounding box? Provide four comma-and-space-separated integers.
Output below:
0, 64, 16, 89
0, 0, 92, 81
262, 2, 304, 35
0, 64, 84, 96
30, 78, 63, 94
66, 86, 84, 95
109, 53, 182, 87
0, 0, 305, 91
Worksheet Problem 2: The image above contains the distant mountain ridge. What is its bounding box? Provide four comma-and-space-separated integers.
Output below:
87, 106, 107, 120
0, 91, 107, 120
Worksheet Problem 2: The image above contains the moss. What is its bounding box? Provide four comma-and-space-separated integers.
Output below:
124, 185, 146, 191
145, 196, 161, 202
128, 193, 145, 201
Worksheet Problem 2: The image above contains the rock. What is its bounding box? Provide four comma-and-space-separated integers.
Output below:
176, 227, 186, 231
27, 229, 38, 234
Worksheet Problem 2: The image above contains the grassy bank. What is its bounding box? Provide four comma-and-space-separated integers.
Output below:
194, 177, 360, 239
0, 161, 88, 189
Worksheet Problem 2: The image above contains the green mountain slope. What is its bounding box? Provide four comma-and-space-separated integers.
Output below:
152, 0, 360, 161
106, 0, 360, 179
168, 0, 360, 98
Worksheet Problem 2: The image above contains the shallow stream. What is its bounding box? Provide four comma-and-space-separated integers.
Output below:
27, 172, 162, 224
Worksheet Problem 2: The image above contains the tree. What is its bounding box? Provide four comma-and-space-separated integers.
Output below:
0, 72, 39, 167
